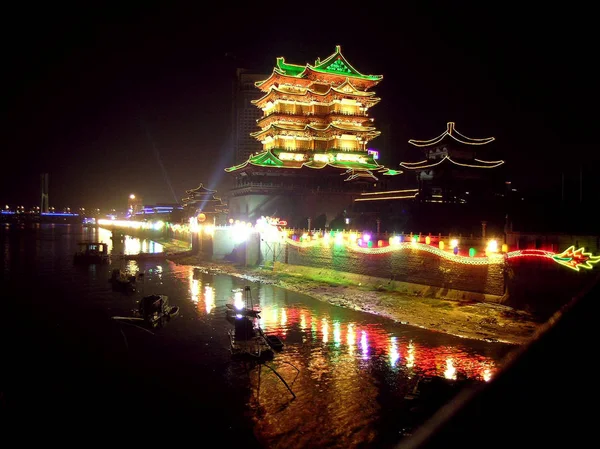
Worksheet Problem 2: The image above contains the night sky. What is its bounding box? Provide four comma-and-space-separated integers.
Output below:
3, 4, 596, 210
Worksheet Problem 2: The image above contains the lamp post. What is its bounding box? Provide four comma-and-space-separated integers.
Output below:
128, 194, 136, 216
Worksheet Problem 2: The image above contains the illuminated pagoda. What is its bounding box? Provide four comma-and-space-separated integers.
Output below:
400, 122, 504, 204
225, 46, 399, 225
181, 184, 227, 223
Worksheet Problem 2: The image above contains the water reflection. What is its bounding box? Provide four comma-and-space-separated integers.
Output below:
361, 330, 369, 360
3, 227, 514, 449
94, 227, 113, 253
407, 341, 415, 369
204, 285, 215, 314
93, 227, 163, 255
253, 302, 497, 379
169, 263, 511, 448
347, 323, 355, 356
483, 368, 492, 382
122, 235, 163, 255
444, 359, 457, 380
187, 268, 217, 314
189, 272, 200, 303
125, 260, 139, 273
389, 336, 400, 367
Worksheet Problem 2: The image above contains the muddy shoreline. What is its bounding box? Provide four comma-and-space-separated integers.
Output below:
168, 253, 542, 345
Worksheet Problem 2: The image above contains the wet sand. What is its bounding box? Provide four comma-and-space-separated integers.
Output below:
171, 254, 543, 345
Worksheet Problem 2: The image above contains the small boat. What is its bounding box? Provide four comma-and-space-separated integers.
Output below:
112, 294, 179, 330
229, 315, 273, 361
110, 268, 136, 293
134, 294, 179, 328
256, 327, 284, 350
264, 334, 284, 351
227, 286, 279, 360
73, 241, 110, 264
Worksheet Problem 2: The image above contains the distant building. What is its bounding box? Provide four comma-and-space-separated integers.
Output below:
40, 173, 49, 213
400, 122, 504, 204
133, 203, 183, 222
233, 69, 267, 165
181, 184, 228, 224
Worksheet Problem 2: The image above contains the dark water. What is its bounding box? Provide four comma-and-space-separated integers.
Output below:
1, 224, 515, 447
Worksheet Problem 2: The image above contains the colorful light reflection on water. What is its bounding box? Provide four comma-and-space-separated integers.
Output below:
95, 227, 163, 255
171, 264, 512, 449
3, 225, 518, 449
251, 302, 498, 380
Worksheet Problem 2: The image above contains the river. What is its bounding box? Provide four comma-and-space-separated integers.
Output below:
0, 223, 516, 447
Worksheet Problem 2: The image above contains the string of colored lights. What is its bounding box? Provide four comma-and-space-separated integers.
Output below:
551, 246, 600, 271
348, 241, 505, 265
285, 238, 505, 265
408, 122, 495, 147
452, 127, 496, 143
359, 188, 419, 196
474, 158, 505, 164
505, 249, 555, 259
399, 155, 504, 169
284, 235, 599, 270
253, 84, 378, 107
251, 122, 378, 138
354, 194, 418, 201
100, 219, 600, 272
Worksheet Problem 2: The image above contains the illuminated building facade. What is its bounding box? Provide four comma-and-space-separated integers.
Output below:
233, 69, 267, 165
400, 122, 504, 204
225, 46, 398, 225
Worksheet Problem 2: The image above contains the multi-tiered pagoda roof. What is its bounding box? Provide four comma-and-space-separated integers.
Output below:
225, 46, 398, 183
255, 46, 383, 91
400, 122, 503, 170
181, 184, 227, 216
398, 122, 504, 204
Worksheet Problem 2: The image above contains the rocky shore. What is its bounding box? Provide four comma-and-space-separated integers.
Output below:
170, 253, 543, 345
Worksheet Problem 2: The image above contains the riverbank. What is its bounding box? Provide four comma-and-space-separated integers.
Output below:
171, 254, 543, 345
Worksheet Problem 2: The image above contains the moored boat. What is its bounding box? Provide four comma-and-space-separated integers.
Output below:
110, 268, 136, 293
135, 294, 179, 328
73, 241, 110, 264
228, 315, 274, 361
263, 333, 284, 351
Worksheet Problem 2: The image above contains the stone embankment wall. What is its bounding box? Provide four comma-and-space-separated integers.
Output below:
274, 243, 506, 296
109, 225, 598, 314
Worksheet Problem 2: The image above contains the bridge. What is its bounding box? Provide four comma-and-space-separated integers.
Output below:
0, 211, 84, 224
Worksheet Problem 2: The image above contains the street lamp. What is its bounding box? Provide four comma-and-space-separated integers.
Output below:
129, 194, 136, 200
